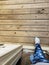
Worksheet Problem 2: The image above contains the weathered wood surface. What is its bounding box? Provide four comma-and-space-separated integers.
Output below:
0, 3, 49, 9
0, 0, 49, 4
0, 8, 49, 14
0, 0, 49, 45
0, 25, 48, 31
0, 36, 49, 44
0, 31, 48, 37
0, 14, 49, 20
0, 20, 48, 25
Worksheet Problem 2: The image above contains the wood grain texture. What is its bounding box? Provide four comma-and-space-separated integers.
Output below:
0, 0, 49, 45
0, 14, 49, 20
0, 31, 49, 37
0, 3, 49, 9
0, 8, 49, 14
0, 0, 49, 5
0, 25, 48, 31
0, 36, 48, 44
0, 20, 48, 25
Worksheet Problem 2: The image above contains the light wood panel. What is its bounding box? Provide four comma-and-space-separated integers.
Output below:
0, 14, 49, 20
0, 8, 49, 14
0, 25, 48, 31
0, 31, 49, 37
0, 3, 49, 9
0, 20, 48, 25
0, 36, 48, 44
0, 0, 49, 45
0, 0, 49, 5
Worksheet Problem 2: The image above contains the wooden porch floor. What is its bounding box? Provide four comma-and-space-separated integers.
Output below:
16, 52, 31, 65
16, 51, 49, 65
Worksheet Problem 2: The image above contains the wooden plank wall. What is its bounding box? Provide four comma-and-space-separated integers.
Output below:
0, 0, 49, 46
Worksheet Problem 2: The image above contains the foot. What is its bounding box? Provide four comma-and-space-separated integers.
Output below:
35, 37, 40, 44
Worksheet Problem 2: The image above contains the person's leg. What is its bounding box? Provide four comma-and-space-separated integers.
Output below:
30, 54, 37, 64
30, 37, 49, 64
30, 37, 41, 64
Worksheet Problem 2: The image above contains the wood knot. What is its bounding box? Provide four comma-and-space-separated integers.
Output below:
14, 32, 16, 34
37, 10, 43, 14
42, 8, 44, 11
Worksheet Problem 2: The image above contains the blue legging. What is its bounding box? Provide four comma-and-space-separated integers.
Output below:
30, 44, 49, 64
